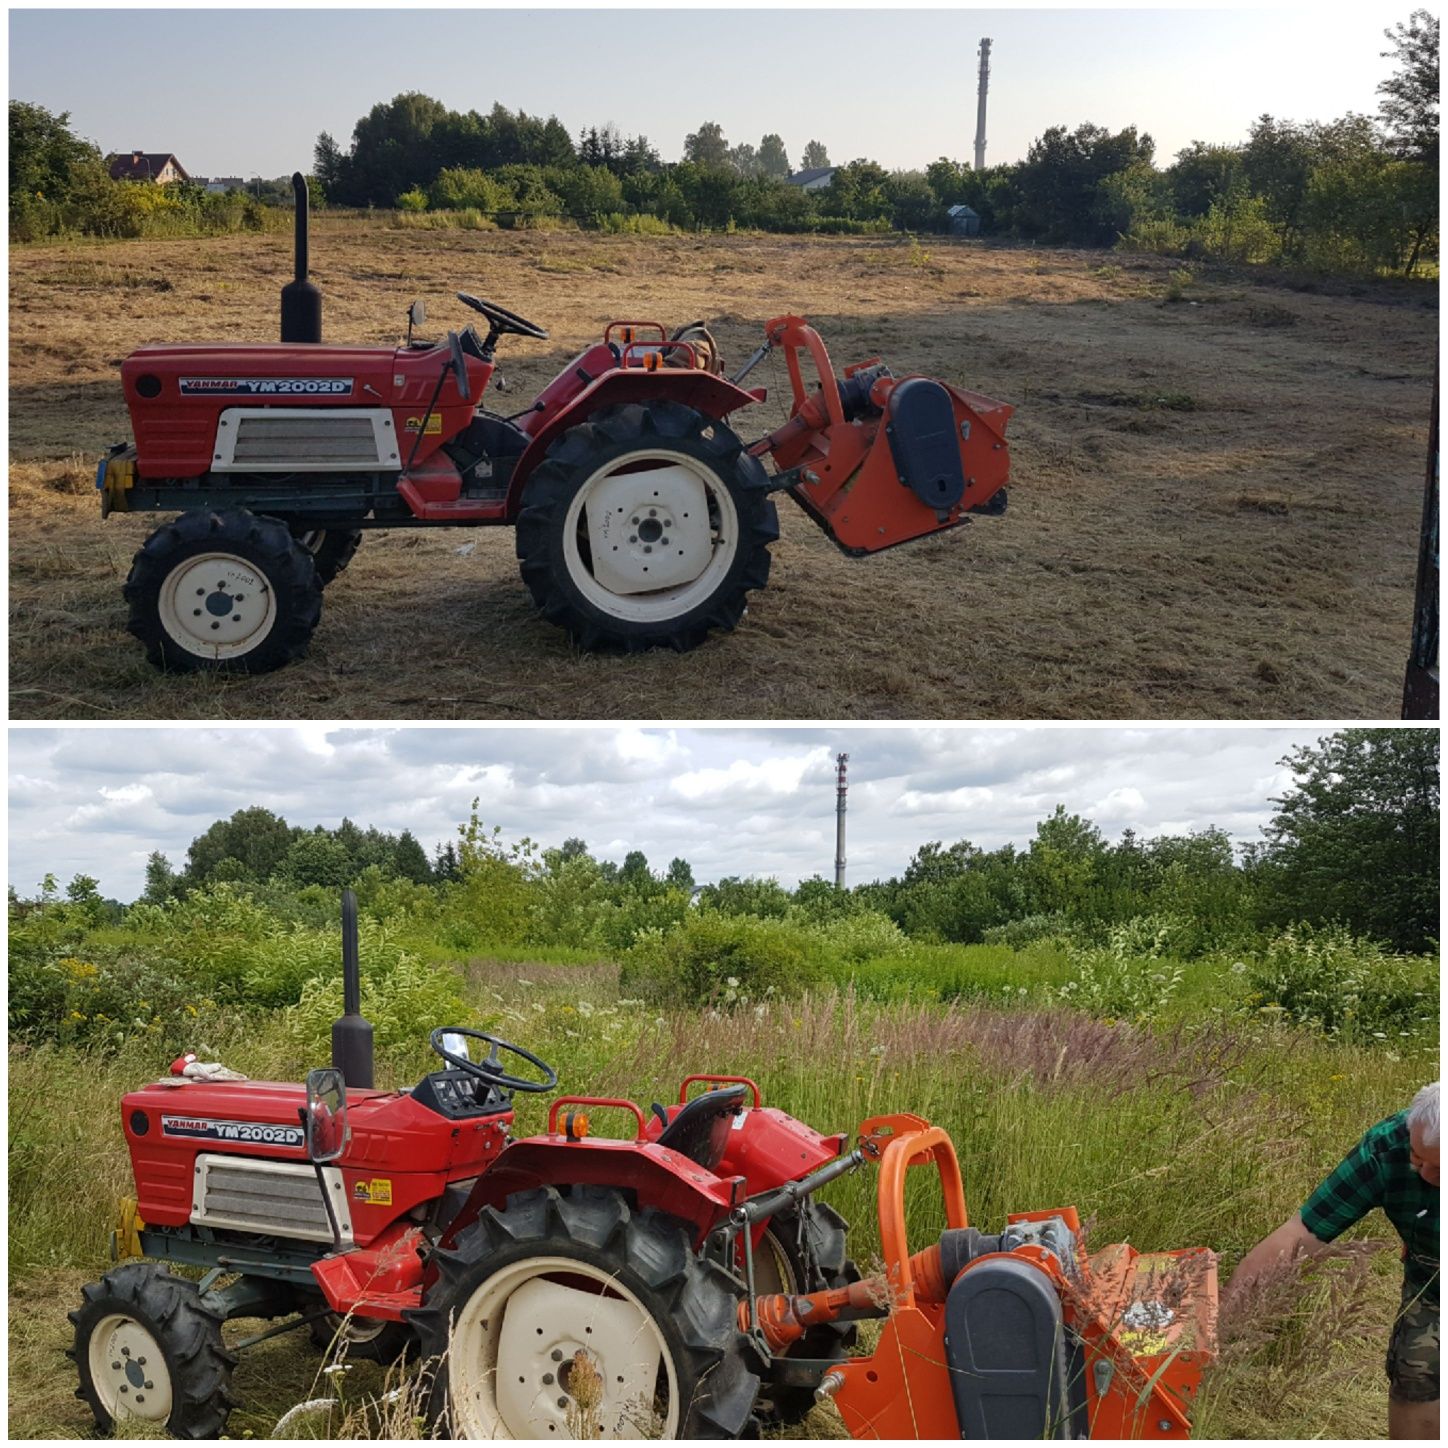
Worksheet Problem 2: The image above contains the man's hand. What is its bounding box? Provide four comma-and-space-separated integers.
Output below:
1222, 1213, 1329, 1315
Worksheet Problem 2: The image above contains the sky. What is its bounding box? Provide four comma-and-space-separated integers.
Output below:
8, 725, 1331, 900
8, 4, 1403, 178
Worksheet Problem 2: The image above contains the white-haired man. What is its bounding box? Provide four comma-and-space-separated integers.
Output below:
1225, 1081, 1439, 1439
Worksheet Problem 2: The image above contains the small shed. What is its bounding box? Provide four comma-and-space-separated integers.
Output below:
947, 203, 981, 236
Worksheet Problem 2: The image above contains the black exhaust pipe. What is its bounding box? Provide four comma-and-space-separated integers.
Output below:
332, 888, 374, 1088
280, 171, 322, 344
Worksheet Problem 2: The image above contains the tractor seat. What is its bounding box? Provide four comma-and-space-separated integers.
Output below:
654, 1086, 746, 1172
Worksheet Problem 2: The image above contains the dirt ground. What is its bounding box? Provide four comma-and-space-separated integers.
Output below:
8, 222, 1436, 721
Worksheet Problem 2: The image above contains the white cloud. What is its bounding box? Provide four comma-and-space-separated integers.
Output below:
670, 750, 827, 804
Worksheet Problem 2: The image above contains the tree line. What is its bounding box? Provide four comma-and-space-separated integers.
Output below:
28, 728, 1437, 957
10, 12, 1436, 272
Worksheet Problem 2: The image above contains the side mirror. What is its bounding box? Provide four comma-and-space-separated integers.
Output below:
303, 1067, 349, 1163
409, 300, 426, 330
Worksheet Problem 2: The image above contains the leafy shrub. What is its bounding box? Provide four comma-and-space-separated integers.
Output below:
1121, 216, 1192, 256
428, 167, 508, 212
395, 188, 429, 212
1243, 924, 1437, 1040
620, 913, 822, 1006
1055, 922, 1185, 1022
287, 955, 476, 1060
810, 910, 907, 963
982, 913, 1078, 949
9, 948, 212, 1052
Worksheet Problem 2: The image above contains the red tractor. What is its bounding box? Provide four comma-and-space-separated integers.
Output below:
96, 177, 1013, 672
72, 894, 1218, 1439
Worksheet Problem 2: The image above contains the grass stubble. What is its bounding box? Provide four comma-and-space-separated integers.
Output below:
8, 222, 1436, 720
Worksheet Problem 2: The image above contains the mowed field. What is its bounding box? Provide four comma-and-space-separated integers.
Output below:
9, 221, 1436, 721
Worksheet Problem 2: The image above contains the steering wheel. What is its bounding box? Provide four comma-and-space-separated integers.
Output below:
447, 329, 472, 402
430, 1026, 558, 1094
456, 292, 549, 341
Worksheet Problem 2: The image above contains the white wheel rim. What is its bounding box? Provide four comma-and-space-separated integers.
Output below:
157, 551, 277, 660
448, 1255, 679, 1440
561, 449, 740, 624
87, 1313, 173, 1424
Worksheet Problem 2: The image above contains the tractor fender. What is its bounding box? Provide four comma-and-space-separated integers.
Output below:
438, 1137, 739, 1251
506, 369, 764, 518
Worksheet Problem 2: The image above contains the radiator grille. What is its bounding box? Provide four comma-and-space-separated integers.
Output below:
231, 414, 384, 467
192, 1156, 351, 1243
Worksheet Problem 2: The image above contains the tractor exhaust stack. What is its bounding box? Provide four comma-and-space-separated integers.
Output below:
332, 888, 374, 1088
280, 172, 322, 344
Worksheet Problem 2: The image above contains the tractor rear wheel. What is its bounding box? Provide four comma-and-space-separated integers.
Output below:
68, 1262, 236, 1439
753, 1201, 860, 1424
291, 526, 363, 587
124, 509, 322, 673
515, 401, 778, 652
411, 1185, 761, 1439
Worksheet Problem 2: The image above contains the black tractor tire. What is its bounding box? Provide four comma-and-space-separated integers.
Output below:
755, 1200, 861, 1424
67, 1262, 237, 1440
291, 526, 363, 586
308, 1311, 415, 1364
124, 509, 322, 674
410, 1185, 761, 1439
515, 400, 779, 652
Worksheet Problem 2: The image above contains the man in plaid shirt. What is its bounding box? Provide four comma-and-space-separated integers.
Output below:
1225, 1081, 1439, 1439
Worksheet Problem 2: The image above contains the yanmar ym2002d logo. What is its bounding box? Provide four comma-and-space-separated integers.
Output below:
178, 377, 353, 397
162, 1115, 305, 1147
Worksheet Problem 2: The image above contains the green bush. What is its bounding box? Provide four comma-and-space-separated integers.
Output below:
395, 187, 429, 212
981, 913, 1076, 949
8, 947, 211, 1052
620, 913, 822, 1006
1243, 924, 1437, 1040
287, 955, 477, 1061
810, 909, 907, 963
1054, 922, 1185, 1022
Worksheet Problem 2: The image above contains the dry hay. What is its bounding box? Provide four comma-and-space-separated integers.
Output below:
9, 222, 1436, 720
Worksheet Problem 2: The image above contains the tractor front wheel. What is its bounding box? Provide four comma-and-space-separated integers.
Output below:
515, 401, 778, 652
68, 1262, 236, 1439
411, 1185, 761, 1439
124, 509, 322, 673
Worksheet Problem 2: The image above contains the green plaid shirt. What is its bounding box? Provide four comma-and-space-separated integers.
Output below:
1300, 1111, 1439, 1304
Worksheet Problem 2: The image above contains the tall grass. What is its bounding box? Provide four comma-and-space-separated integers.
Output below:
8, 919, 1433, 1439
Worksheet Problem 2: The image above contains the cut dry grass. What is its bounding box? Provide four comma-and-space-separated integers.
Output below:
8, 222, 1436, 719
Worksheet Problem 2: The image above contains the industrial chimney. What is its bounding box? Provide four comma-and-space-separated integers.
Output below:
973, 38, 992, 171
834, 753, 849, 890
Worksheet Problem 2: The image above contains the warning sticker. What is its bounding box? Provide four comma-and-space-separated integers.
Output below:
404, 415, 443, 434
352, 1178, 393, 1205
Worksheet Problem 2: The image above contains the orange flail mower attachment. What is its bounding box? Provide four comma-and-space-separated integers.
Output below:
748, 1118, 1218, 1441
750, 315, 1013, 555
